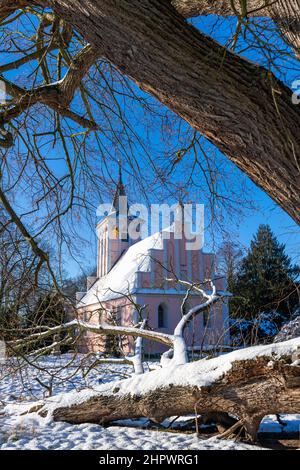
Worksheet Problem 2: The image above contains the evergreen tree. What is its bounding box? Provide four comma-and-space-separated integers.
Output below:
231, 225, 300, 321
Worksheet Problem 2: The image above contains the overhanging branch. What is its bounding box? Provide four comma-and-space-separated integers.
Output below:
171, 0, 275, 18
0, 44, 100, 145
1, 0, 300, 224
8, 320, 174, 351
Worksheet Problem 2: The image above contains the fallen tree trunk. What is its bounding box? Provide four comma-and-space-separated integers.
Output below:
1, 0, 300, 224
30, 338, 300, 442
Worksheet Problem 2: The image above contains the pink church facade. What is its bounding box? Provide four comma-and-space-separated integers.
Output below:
76, 171, 230, 356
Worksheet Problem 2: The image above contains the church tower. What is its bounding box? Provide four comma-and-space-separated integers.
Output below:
96, 163, 130, 278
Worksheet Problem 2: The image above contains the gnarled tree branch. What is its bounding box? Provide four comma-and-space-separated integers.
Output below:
1, 0, 300, 225
172, 1, 300, 58
37, 0, 300, 225
0, 44, 100, 144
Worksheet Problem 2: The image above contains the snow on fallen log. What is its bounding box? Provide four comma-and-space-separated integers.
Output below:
17, 337, 300, 442
42, 336, 300, 405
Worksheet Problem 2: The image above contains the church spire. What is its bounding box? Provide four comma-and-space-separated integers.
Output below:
111, 160, 126, 214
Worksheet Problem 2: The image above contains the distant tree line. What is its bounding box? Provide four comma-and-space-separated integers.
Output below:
0, 211, 96, 349
219, 225, 300, 345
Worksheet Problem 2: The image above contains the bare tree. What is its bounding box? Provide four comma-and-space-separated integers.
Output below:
0, 0, 300, 226
3, 272, 300, 444
1, 1, 300, 445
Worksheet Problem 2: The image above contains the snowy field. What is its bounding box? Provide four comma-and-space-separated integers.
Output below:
0, 354, 299, 451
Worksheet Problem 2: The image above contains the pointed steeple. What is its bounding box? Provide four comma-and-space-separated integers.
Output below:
111, 160, 126, 214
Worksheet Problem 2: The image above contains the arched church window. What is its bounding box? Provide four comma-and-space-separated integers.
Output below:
203, 309, 210, 327
158, 304, 167, 328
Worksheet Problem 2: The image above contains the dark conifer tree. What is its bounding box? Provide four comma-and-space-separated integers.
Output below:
231, 225, 299, 321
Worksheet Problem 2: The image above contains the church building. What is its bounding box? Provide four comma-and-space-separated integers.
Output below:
76, 168, 230, 355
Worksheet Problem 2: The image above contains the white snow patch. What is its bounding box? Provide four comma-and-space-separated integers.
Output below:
0, 418, 265, 450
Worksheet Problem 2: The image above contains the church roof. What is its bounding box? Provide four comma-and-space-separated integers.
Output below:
77, 228, 171, 307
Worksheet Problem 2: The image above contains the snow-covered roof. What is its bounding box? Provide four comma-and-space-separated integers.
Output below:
77, 228, 170, 307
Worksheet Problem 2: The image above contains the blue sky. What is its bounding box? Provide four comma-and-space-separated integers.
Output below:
2, 11, 300, 278
63, 14, 300, 276
191, 15, 300, 264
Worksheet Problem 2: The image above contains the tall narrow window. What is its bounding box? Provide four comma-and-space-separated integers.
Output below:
158, 304, 167, 328
203, 309, 210, 328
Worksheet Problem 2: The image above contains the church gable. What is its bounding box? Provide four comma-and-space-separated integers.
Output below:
76, 172, 229, 355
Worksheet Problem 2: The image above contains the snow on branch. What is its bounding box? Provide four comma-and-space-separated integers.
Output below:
165, 277, 230, 365
126, 319, 147, 375
8, 278, 229, 371
8, 319, 174, 353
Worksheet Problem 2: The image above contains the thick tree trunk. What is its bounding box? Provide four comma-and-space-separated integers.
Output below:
1, 0, 300, 223
172, 0, 275, 18
31, 0, 300, 225
33, 340, 300, 442
172, 0, 300, 59
272, 1, 300, 59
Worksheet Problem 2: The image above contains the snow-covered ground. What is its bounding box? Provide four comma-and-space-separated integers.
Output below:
0, 354, 299, 450
0, 418, 264, 450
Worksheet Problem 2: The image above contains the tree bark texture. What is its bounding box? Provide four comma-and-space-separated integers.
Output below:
43, 0, 300, 225
1, 0, 300, 224
37, 352, 300, 442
